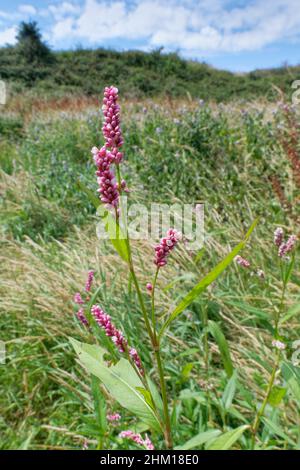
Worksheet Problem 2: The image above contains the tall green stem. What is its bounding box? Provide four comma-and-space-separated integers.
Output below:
151, 267, 173, 448
116, 166, 172, 448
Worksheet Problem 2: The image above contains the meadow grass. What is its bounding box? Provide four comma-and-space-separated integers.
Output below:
0, 96, 299, 449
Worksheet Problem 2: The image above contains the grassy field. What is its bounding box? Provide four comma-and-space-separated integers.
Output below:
0, 92, 299, 450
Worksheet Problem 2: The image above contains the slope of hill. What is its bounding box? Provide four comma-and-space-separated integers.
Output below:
0, 46, 299, 101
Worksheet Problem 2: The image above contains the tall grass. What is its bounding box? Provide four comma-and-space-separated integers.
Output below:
0, 96, 299, 449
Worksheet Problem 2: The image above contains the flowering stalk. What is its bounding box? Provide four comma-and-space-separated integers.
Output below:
251, 228, 297, 448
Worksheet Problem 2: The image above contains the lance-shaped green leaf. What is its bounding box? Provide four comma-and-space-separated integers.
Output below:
159, 219, 258, 339
97, 205, 129, 262
70, 338, 162, 433
208, 320, 234, 378
206, 425, 249, 450
281, 361, 300, 404
175, 429, 221, 450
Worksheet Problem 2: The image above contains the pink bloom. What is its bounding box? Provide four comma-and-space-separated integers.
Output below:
107, 413, 121, 422
278, 234, 297, 258
129, 348, 143, 372
146, 283, 153, 292
91, 305, 144, 374
74, 292, 84, 304
235, 255, 251, 268
274, 227, 284, 247
77, 308, 88, 327
85, 270, 95, 292
92, 146, 119, 208
102, 86, 124, 161
119, 431, 154, 450
154, 229, 181, 267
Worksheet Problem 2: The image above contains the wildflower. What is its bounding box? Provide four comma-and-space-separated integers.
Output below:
107, 413, 121, 422
272, 339, 286, 350
102, 86, 124, 162
74, 292, 84, 304
91, 305, 144, 374
129, 348, 143, 371
274, 227, 284, 247
154, 229, 181, 267
146, 283, 153, 292
92, 146, 119, 208
235, 255, 250, 268
119, 430, 154, 450
77, 308, 89, 327
278, 235, 297, 258
85, 270, 95, 292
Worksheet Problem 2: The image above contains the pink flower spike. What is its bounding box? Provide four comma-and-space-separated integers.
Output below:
154, 229, 181, 267
119, 431, 155, 450
235, 255, 251, 268
146, 283, 153, 292
85, 270, 94, 292
107, 413, 121, 422
77, 308, 88, 327
278, 235, 297, 258
74, 292, 84, 304
274, 227, 284, 247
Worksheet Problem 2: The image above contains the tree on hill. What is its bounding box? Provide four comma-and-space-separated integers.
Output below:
16, 21, 54, 65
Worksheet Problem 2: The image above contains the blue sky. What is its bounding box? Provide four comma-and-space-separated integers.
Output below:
0, 0, 299, 72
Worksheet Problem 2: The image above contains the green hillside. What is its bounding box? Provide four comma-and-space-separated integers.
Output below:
1, 43, 299, 101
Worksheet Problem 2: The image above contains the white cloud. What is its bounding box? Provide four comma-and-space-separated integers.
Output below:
0, 25, 17, 46
18, 4, 37, 15
48, 0, 300, 54
2, 0, 300, 56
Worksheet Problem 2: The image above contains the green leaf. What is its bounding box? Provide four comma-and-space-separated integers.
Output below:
181, 363, 194, 382
222, 370, 238, 409
281, 361, 300, 404
208, 320, 234, 378
70, 338, 162, 433
206, 425, 249, 450
175, 429, 221, 450
159, 219, 258, 338
268, 386, 287, 407
91, 376, 107, 436
262, 417, 296, 446
97, 206, 130, 262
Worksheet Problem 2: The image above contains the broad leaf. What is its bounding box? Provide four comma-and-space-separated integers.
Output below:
175, 429, 221, 450
281, 361, 300, 404
206, 425, 249, 450
70, 338, 162, 432
97, 206, 130, 262
268, 386, 287, 407
222, 370, 238, 409
159, 219, 258, 338
208, 320, 234, 378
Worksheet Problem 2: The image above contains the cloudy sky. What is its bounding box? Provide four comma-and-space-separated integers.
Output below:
0, 0, 299, 71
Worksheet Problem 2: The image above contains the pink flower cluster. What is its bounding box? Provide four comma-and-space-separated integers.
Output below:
73, 270, 95, 327
274, 227, 284, 247
102, 86, 124, 162
154, 229, 181, 267
91, 305, 144, 374
119, 430, 154, 450
92, 146, 119, 208
76, 308, 88, 326
92, 86, 126, 209
85, 270, 95, 292
107, 413, 121, 422
235, 255, 251, 268
274, 227, 297, 258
